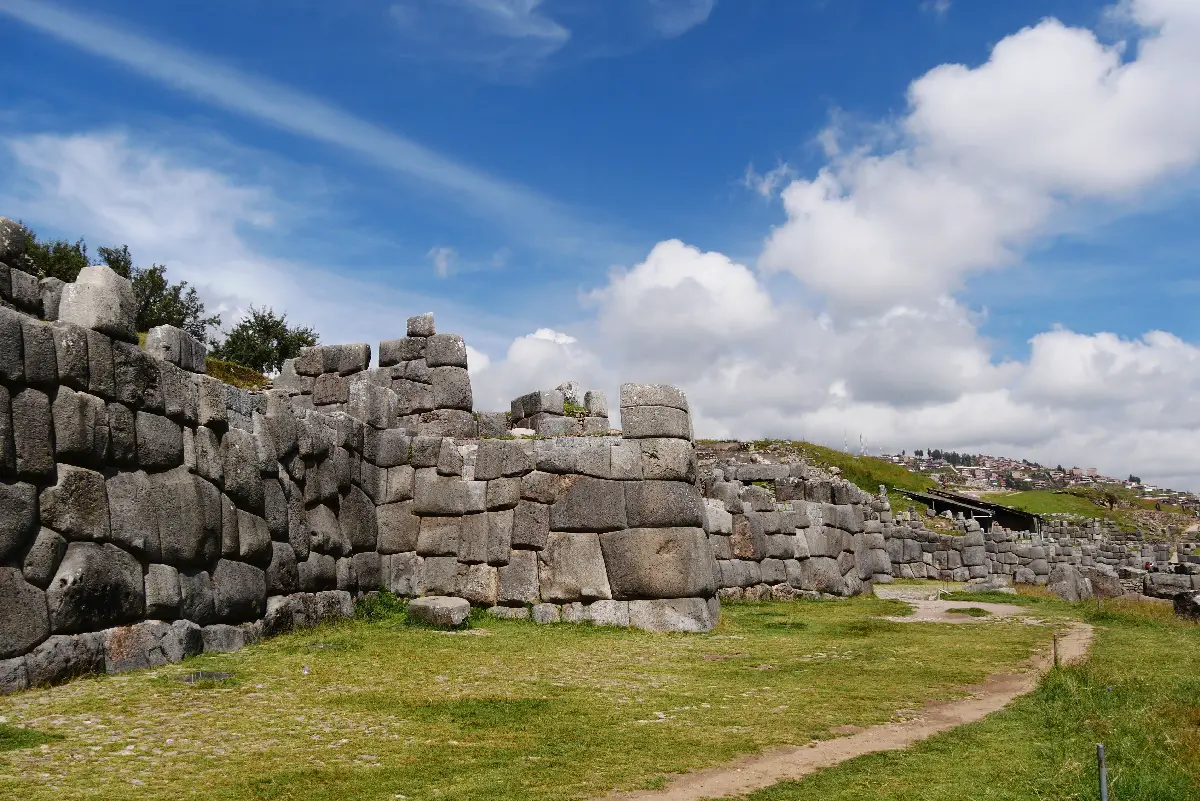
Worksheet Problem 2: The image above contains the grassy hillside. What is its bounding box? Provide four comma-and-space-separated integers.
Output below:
979, 490, 1107, 518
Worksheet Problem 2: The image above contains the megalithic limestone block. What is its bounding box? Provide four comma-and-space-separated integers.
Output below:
57, 264, 138, 343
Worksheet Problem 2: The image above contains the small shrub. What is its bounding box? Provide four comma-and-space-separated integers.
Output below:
356, 590, 409, 622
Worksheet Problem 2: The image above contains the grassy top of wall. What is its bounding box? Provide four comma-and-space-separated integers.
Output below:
204, 358, 270, 390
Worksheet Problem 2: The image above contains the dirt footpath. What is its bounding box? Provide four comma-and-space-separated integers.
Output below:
594, 617, 1094, 801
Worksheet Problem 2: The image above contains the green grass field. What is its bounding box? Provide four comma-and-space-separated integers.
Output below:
0, 597, 1049, 801
746, 595, 1200, 801
980, 490, 1109, 518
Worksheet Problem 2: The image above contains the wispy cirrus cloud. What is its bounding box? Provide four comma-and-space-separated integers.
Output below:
646, 0, 715, 38
387, 0, 715, 73
0, 0, 612, 256
921, 0, 952, 18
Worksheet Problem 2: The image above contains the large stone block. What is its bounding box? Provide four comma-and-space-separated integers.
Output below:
619, 384, 689, 411
22, 528, 67, 589
425, 334, 468, 368
25, 632, 105, 687
103, 620, 201, 674
178, 569, 216, 624
535, 437, 611, 477
352, 551, 382, 591
339, 485, 378, 552
40, 464, 111, 542
105, 470, 159, 558
0, 567, 49, 658
145, 563, 182, 618
40, 277, 65, 321
429, 366, 473, 411
474, 439, 534, 481
263, 478, 288, 540
348, 378, 397, 429
13, 387, 54, 479
456, 513, 488, 564
627, 597, 717, 633
298, 553, 337, 592
112, 341, 163, 412
0, 306, 23, 383
152, 470, 220, 566
537, 532, 612, 602
457, 562, 499, 606
512, 390, 564, 419
10, 268, 41, 314
382, 552, 423, 596
308, 503, 349, 556
237, 509, 272, 566
600, 528, 715, 600
416, 409, 478, 438
52, 387, 108, 466
57, 264, 137, 342
512, 500, 549, 550
106, 402, 137, 466
0, 385, 11, 476
81, 328, 114, 399
378, 336, 426, 367
135, 411, 184, 471
222, 428, 265, 512
393, 379, 434, 415
409, 596, 471, 627
21, 317, 58, 386
417, 515, 461, 557
212, 559, 267, 622
0, 480, 38, 562
408, 312, 436, 337
497, 549, 539, 604
486, 477, 521, 511
487, 509, 513, 565
413, 469, 466, 516
45, 543, 143, 634
798, 556, 845, 595
625, 480, 704, 528
363, 428, 411, 468
638, 438, 696, 483
377, 500, 420, 554
550, 476, 627, 532
265, 542, 300, 596
620, 405, 691, 440
422, 556, 460, 595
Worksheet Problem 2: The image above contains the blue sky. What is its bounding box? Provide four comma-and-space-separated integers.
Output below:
3, 0, 1200, 487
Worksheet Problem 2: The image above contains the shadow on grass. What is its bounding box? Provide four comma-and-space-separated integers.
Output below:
0, 724, 63, 752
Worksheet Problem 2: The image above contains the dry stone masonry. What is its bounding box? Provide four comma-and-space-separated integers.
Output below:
3, 214, 1197, 694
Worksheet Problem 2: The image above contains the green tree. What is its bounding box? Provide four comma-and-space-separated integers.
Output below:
210, 307, 318, 374
19, 223, 89, 281
98, 246, 221, 342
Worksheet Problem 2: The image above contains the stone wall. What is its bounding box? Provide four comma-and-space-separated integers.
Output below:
700, 462, 890, 601
1, 252, 719, 693
4, 224, 1197, 695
